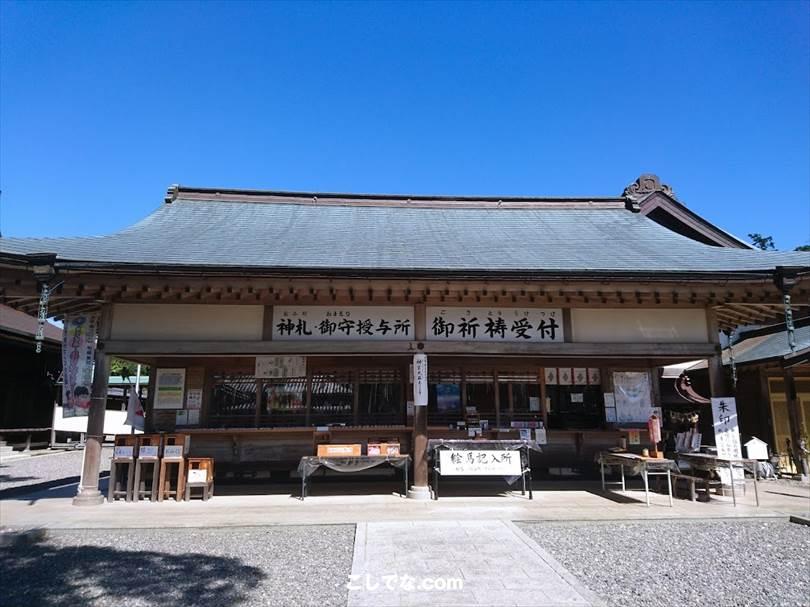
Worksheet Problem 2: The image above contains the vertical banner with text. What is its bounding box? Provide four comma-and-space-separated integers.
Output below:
61, 313, 99, 418
413, 353, 428, 407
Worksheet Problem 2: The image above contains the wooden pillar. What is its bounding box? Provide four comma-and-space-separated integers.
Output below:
706, 308, 729, 397
784, 368, 809, 477
353, 373, 360, 425
494, 370, 501, 428
408, 304, 430, 499
305, 368, 312, 426
254, 379, 263, 428
538, 368, 549, 428
73, 305, 112, 506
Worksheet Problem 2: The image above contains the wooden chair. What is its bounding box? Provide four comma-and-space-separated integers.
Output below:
185, 458, 215, 501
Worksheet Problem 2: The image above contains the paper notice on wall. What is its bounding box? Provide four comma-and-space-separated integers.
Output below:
155, 368, 186, 410
605, 408, 617, 423
187, 410, 200, 425
535, 427, 547, 445
175, 410, 188, 426
529, 396, 541, 412
628, 430, 641, 445
186, 389, 203, 410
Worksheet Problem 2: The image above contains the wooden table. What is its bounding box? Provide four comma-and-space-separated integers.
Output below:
598, 452, 676, 507
676, 453, 759, 507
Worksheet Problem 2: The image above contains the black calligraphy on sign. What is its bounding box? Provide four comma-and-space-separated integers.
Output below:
337, 319, 355, 336
458, 317, 479, 339
537, 317, 559, 341
432, 317, 455, 338
318, 319, 337, 336
356, 319, 374, 336
511, 318, 532, 339
393, 319, 411, 335
276, 319, 312, 336
484, 316, 507, 339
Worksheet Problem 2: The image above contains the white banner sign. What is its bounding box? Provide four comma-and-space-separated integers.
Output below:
255, 356, 307, 379
439, 449, 522, 476
413, 353, 428, 406
273, 306, 414, 340
427, 307, 563, 342
711, 396, 744, 462
613, 371, 653, 423
154, 368, 186, 410
61, 313, 99, 418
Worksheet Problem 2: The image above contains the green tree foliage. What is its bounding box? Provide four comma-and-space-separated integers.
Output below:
110, 357, 149, 378
795, 244, 810, 252
747, 233, 776, 250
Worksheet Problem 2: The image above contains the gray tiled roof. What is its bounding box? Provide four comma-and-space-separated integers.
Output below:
1, 197, 808, 273
731, 325, 810, 364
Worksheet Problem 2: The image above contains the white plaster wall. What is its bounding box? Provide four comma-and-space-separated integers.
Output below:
110, 304, 263, 340
571, 308, 708, 343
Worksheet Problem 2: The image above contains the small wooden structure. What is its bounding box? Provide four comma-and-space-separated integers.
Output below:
158, 433, 189, 502
133, 434, 161, 502
185, 457, 214, 501
108, 435, 138, 502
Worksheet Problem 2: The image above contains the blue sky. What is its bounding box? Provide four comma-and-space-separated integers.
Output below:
1, 1, 808, 249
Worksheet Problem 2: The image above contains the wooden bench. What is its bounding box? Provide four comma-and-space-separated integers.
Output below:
671, 473, 721, 501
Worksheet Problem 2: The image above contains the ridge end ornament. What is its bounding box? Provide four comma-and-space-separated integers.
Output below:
622, 174, 676, 204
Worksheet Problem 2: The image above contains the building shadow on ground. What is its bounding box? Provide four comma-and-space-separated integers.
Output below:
0, 530, 266, 607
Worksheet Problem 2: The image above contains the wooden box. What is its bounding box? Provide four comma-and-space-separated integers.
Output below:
317, 444, 361, 457
367, 442, 401, 456
113, 435, 138, 460
137, 434, 162, 460
162, 433, 190, 460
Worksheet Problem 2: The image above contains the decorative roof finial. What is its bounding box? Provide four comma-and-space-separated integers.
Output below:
623, 174, 675, 203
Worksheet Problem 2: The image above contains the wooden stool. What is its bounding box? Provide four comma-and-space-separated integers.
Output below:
133, 434, 161, 502
185, 458, 215, 501
158, 433, 189, 502
108, 435, 138, 502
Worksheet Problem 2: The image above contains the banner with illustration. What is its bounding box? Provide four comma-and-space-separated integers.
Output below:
62, 313, 99, 418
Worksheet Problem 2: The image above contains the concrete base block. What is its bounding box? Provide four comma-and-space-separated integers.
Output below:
406, 485, 431, 500
72, 489, 105, 506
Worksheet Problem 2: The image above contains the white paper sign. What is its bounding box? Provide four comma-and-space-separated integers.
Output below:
529, 396, 540, 412
711, 397, 744, 483
255, 356, 307, 379
186, 389, 203, 410
187, 469, 208, 484
175, 410, 188, 426
427, 308, 563, 342
187, 410, 200, 425
163, 445, 184, 459
138, 446, 159, 459
413, 353, 428, 406
535, 427, 548, 445
272, 306, 414, 340
113, 446, 134, 459
439, 450, 522, 476
155, 368, 185, 410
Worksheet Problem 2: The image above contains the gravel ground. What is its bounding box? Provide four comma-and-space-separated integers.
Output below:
518, 519, 810, 607
0, 447, 112, 493
0, 525, 355, 607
